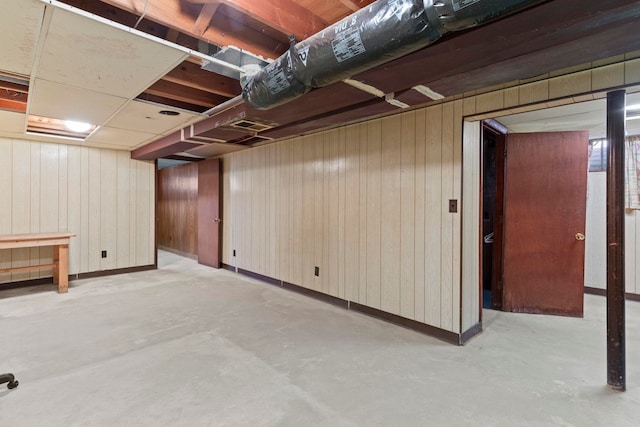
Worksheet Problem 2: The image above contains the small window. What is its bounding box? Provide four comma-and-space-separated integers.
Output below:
589, 139, 608, 172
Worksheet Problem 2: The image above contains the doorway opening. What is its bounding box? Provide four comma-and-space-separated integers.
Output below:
481, 121, 505, 310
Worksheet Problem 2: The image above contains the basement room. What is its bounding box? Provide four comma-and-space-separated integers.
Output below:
1, 0, 640, 425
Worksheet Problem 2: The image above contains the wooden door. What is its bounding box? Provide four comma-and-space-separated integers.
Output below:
502, 131, 589, 317
198, 158, 221, 268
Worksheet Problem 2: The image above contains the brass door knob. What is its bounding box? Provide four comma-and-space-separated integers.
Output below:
575, 232, 585, 241
213, 218, 221, 223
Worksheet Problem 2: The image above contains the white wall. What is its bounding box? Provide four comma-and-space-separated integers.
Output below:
585, 171, 640, 294
0, 138, 155, 284
584, 172, 607, 289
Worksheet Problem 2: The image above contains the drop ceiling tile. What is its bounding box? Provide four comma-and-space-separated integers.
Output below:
36, 7, 188, 98
0, 0, 44, 75
87, 126, 156, 148
29, 79, 127, 124
0, 111, 26, 134
106, 100, 201, 135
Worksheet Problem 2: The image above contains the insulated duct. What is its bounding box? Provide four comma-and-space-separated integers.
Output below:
242, 0, 544, 110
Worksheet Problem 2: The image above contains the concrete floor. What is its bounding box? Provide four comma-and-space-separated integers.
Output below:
1, 251, 639, 426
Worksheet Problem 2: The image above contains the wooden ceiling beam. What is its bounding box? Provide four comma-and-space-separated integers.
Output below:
136, 93, 209, 113
337, 0, 377, 12
193, 2, 221, 36
188, 0, 327, 39
0, 99, 27, 113
0, 81, 29, 94
0, 90, 28, 104
144, 79, 230, 107
162, 61, 241, 98
98, 0, 283, 59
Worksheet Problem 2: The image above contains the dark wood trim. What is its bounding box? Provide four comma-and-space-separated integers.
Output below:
237, 268, 282, 286
349, 302, 461, 345
584, 286, 607, 297
0, 277, 52, 291
0, 265, 156, 291
282, 281, 349, 309
585, 286, 640, 302
71, 265, 156, 280
460, 322, 483, 345
221, 263, 236, 272
491, 128, 506, 310
234, 267, 462, 344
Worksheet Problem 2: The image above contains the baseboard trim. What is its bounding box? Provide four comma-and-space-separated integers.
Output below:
584, 286, 606, 296
71, 265, 156, 280
282, 281, 349, 309
221, 263, 236, 272
460, 323, 483, 345
235, 267, 461, 345
0, 277, 52, 291
349, 302, 461, 345
237, 268, 281, 286
0, 265, 156, 290
585, 286, 640, 302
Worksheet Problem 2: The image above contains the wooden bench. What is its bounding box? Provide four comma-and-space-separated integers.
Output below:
0, 232, 75, 293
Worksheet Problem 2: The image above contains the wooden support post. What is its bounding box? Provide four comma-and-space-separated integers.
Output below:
606, 90, 626, 391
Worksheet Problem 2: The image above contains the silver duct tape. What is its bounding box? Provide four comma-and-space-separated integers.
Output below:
243, 0, 544, 110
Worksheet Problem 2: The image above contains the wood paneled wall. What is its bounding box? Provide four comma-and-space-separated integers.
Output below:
625, 207, 640, 295
0, 138, 155, 284
157, 163, 198, 257
223, 55, 640, 335
225, 106, 464, 333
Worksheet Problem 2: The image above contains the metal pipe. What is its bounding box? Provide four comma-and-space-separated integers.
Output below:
202, 95, 244, 117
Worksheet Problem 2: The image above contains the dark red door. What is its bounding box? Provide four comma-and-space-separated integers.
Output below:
198, 158, 221, 268
502, 131, 589, 317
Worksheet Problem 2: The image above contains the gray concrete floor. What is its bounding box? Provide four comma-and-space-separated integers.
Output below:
1, 251, 639, 426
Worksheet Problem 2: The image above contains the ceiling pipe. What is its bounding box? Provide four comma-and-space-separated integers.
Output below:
242, 0, 546, 110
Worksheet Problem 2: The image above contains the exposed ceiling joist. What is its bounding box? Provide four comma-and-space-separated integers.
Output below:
98, 0, 284, 59
192, 2, 220, 36
188, 0, 327, 40
145, 79, 229, 108
337, 0, 376, 12
162, 61, 241, 98
0, 81, 29, 94
0, 97, 27, 113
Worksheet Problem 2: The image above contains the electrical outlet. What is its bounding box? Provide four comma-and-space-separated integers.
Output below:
449, 199, 458, 213
101, 250, 107, 258
314, 266, 319, 277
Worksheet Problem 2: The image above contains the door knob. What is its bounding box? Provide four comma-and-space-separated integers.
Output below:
213, 218, 221, 223
575, 232, 585, 241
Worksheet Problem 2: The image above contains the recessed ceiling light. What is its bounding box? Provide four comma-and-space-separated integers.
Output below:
159, 110, 180, 116
64, 120, 92, 133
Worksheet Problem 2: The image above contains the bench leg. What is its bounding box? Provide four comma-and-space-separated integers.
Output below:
54, 244, 69, 293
